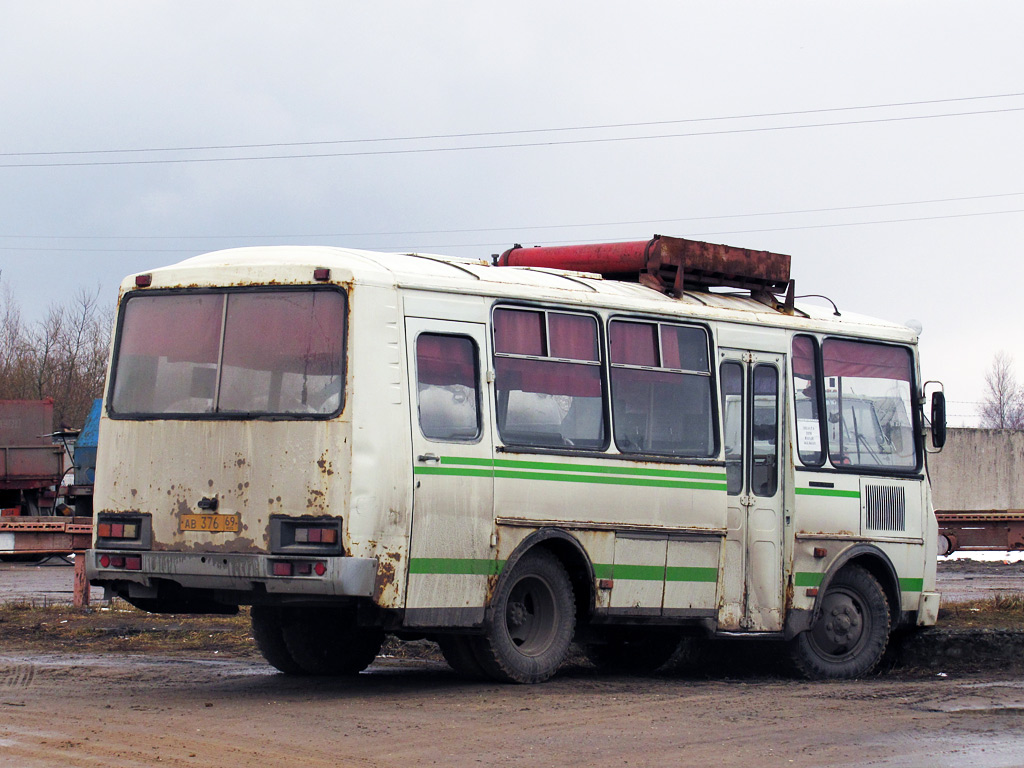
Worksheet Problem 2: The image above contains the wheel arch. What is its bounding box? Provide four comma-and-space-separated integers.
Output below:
819, 544, 901, 628
491, 527, 596, 628
786, 544, 901, 639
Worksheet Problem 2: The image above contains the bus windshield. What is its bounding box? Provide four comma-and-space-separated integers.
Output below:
109, 288, 346, 417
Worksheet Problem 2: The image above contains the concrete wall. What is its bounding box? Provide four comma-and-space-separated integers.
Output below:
928, 428, 1024, 512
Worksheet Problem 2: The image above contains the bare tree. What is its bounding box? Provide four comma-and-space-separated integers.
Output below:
979, 351, 1024, 429
0, 276, 112, 429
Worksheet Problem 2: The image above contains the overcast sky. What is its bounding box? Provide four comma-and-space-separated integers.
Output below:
2, 2, 1022, 425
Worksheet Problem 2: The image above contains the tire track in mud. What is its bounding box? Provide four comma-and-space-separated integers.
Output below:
0, 661, 35, 690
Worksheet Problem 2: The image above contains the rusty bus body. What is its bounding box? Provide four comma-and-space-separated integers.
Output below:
87, 242, 941, 682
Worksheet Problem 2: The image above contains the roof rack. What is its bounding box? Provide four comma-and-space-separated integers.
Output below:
495, 235, 795, 313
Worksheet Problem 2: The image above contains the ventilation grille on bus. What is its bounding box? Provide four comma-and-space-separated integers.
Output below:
864, 485, 906, 532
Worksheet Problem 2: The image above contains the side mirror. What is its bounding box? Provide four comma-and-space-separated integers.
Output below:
930, 390, 947, 449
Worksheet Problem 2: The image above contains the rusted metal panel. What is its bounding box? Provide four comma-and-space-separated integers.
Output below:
937, 511, 1024, 552
0, 399, 55, 445
0, 516, 93, 553
496, 236, 792, 296
0, 400, 63, 489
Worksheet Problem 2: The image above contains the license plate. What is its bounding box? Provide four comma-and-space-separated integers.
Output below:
179, 514, 240, 533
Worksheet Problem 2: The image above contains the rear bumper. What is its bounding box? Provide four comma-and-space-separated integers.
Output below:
86, 549, 378, 598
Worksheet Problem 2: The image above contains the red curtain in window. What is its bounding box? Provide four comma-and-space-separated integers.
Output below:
494, 309, 545, 356
417, 335, 476, 387
793, 335, 816, 378
823, 339, 911, 381
222, 292, 344, 374
609, 321, 657, 366
660, 325, 708, 371
119, 294, 222, 363
496, 357, 602, 397
548, 313, 598, 361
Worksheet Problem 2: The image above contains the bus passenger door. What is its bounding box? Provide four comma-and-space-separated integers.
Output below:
718, 350, 786, 632
403, 318, 495, 628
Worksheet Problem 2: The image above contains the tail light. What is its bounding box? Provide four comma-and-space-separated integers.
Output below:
95, 514, 152, 550
98, 554, 142, 571
270, 559, 328, 578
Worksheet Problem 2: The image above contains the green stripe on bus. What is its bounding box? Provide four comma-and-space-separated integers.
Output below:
413, 466, 495, 478
666, 566, 719, 583
795, 487, 861, 499
612, 564, 666, 581
408, 559, 719, 584
794, 571, 824, 587
415, 464, 725, 491
593, 563, 615, 580
449, 456, 726, 482
492, 469, 727, 492
408, 558, 506, 576
899, 577, 924, 592
596, 564, 720, 582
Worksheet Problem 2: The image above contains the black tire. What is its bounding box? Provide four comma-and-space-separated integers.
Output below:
436, 633, 488, 679
790, 565, 891, 679
470, 549, 575, 684
589, 634, 692, 675
251, 606, 304, 675
280, 607, 384, 676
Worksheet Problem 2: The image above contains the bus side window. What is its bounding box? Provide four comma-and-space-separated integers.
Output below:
610, 320, 714, 458
415, 334, 481, 442
793, 335, 824, 466
719, 361, 744, 495
492, 308, 605, 450
751, 365, 779, 497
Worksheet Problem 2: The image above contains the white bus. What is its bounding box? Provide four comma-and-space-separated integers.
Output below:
87, 237, 945, 683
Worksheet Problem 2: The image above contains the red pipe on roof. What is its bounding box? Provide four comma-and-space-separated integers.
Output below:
495, 239, 655, 273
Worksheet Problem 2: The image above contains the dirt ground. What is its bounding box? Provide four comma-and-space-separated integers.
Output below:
0, 559, 1022, 768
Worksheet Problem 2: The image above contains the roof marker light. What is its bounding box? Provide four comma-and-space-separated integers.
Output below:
313, 268, 330, 282
135, 274, 153, 287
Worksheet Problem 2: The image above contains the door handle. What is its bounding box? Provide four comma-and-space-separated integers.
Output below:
417, 453, 441, 464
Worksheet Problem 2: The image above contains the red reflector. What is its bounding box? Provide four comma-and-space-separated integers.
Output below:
97, 523, 112, 538
806, 588, 819, 597
272, 562, 293, 577
135, 274, 153, 287
125, 557, 142, 571
99, 554, 111, 568
314, 562, 326, 577
313, 267, 330, 281
813, 547, 828, 559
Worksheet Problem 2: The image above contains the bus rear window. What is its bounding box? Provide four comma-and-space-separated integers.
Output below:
110, 289, 346, 417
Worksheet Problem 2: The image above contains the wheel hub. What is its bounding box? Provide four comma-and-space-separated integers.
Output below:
507, 600, 529, 629
822, 597, 862, 647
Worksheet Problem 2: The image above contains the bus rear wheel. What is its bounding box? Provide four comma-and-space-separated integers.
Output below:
790, 565, 891, 679
471, 550, 575, 684
436, 633, 488, 679
251, 606, 304, 675
279, 607, 384, 676
586, 631, 695, 674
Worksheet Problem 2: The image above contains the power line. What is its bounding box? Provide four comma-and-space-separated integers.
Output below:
2, 191, 1023, 241
3, 106, 1024, 169
4, 90, 1024, 159
2, 206, 1023, 254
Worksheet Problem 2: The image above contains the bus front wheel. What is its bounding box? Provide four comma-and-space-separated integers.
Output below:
790, 565, 891, 679
471, 549, 575, 684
